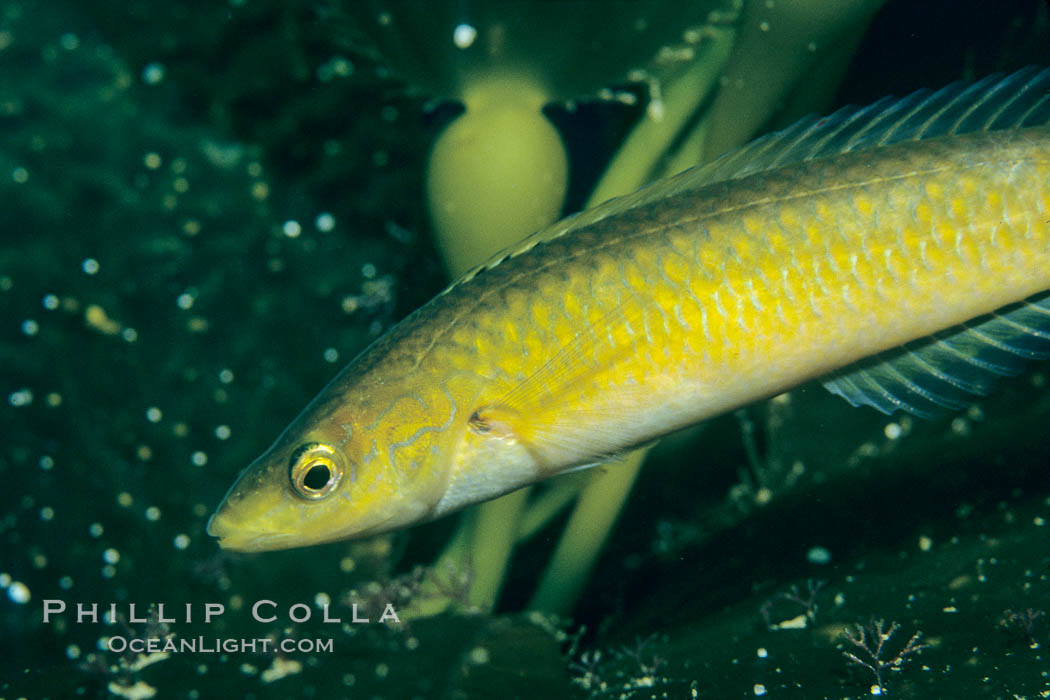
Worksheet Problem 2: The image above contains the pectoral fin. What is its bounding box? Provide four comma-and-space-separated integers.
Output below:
468, 299, 656, 468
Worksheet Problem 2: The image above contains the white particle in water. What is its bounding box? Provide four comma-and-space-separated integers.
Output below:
318, 56, 354, 81
191, 451, 208, 466
59, 32, 80, 50
12, 167, 28, 183
8, 388, 33, 407
807, 545, 832, 565
0, 573, 10, 587
42, 294, 59, 310
8, 581, 30, 603
884, 422, 902, 440
142, 62, 165, 85
81, 258, 99, 275
315, 212, 335, 232
66, 644, 81, 659
89, 522, 104, 537
214, 425, 231, 440
101, 565, 116, 579
362, 263, 377, 279
452, 23, 477, 49
333, 56, 353, 76
330, 56, 353, 77
103, 548, 120, 564
146, 506, 161, 521
177, 293, 195, 310
40, 506, 54, 521
21, 319, 39, 335
218, 368, 234, 384
39, 455, 54, 470
60, 576, 73, 590
323, 348, 339, 363
174, 534, 190, 550
341, 296, 359, 314
282, 220, 302, 238
7, 583, 30, 604
146, 406, 163, 423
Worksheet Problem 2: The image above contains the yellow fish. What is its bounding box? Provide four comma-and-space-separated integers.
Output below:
209, 68, 1050, 552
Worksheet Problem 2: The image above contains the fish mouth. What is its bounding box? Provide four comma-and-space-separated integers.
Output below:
206, 510, 301, 552
206, 500, 408, 551
205, 510, 399, 552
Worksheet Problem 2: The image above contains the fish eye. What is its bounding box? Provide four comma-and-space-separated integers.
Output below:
289, 443, 343, 500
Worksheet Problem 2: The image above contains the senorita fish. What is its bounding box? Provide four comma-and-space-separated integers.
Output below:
209, 68, 1050, 552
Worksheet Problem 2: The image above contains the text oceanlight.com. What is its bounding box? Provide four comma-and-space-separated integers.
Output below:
106, 636, 334, 654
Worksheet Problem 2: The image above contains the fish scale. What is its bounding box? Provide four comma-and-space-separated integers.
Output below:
208, 69, 1050, 551
433, 131, 1047, 418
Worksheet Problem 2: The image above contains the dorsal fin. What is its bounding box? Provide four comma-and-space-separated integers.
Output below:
665, 65, 1050, 187
824, 295, 1050, 418
445, 67, 1050, 295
